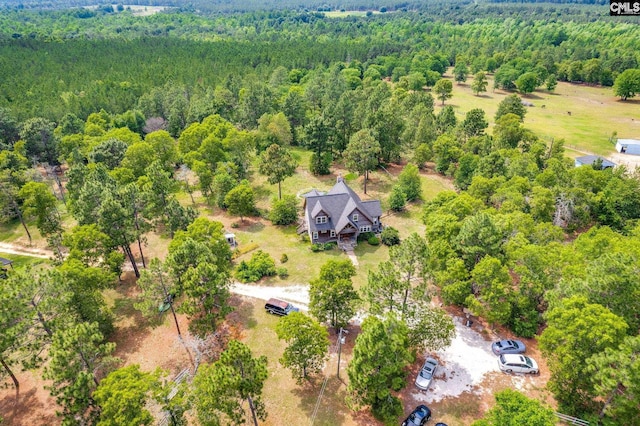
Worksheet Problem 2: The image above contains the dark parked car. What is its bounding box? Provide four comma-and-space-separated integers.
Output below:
264, 298, 299, 316
491, 339, 526, 355
402, 405, 431, 426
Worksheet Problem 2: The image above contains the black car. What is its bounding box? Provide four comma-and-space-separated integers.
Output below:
264, 298, 299, 316
402, 405, 431, 426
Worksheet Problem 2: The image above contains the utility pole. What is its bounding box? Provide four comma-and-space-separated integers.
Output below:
337, 327, 348, 379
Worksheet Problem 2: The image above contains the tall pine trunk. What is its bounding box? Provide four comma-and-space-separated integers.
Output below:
1, 358, 19, 396
11, 199, 32, 244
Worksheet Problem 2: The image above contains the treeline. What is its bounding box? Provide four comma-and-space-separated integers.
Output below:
0, 10, 638, 122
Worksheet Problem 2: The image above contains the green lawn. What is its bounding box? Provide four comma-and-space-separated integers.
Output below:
237, 297, 366, 426
0, 252, 48, 269
436, 72, 640, 156
224, 152, 454, 288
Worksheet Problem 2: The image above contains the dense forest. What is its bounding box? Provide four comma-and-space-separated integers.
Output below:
1, 2, 640, 425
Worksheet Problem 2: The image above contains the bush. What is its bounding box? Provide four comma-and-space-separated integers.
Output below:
231, 222, 239, 228
310, 242, 336, 252
398, 164, 422, 202
269, 195, 299, 225
277, 267, 289, 278
231, 242, 259, 259
234, 250, 276, 283
309, 152, 331, 175
389, 185, 406, 212
280, 253, 288, 263
357, 231, 375, 242
381, 227, 400, 246
368, 236, 380, 245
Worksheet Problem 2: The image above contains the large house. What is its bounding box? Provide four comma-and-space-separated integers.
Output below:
299, 177, 382, 250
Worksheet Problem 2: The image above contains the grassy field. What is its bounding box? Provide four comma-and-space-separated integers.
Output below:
323, 10, 384, 18
237, 297, 367, 426
197, 149, 453, 290
0, 252, 48, 268
436, 71, 640, 157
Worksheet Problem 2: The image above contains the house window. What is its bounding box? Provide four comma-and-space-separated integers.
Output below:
373, 217, 378, 224
312, 232, 318, 240
330, 230, 336, 237
359, 226, 371, 232
316, 216, 327, 224
353, 214, 359, 222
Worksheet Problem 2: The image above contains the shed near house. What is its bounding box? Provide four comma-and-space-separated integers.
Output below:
615, 139, 640, 155
224, 233, 237, 247
574, 155, 616, 169
0, 257, 13, 279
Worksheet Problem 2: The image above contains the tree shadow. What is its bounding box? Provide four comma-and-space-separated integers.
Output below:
296, 376, 349, 425
108, 278, 156, 358
229, 294, 257, 330
244, 220, 265, 233
0, 384, 57, 426
523, 93, 544, 100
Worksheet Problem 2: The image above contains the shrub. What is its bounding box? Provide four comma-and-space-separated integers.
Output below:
234, 250, 276, 283
269, 195, 299, 225
231, 222, 239, 228
389, 185, 406, 211
309, 152, 331, 175
277, 267, 289, 278
398, 164, 422, 202
381, 227, 400, 246
368, 236, 380, 245
357, 232, 375, 242
311, 242, 336, 252
231, 242, 259, 259
280, 253, 288, 263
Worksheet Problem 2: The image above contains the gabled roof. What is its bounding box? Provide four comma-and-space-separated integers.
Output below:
0, 257, 13, 266
301, 189, 325, 198
304, 178, 382, 233
575, 155, 616, 169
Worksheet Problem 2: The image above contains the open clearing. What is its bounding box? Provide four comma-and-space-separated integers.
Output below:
437, 71, 640, 159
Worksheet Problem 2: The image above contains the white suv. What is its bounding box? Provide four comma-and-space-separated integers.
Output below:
498, 354, 539, 374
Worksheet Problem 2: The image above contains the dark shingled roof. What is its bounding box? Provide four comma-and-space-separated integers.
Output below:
0, 257, 13, 266
304, 179, 382, 233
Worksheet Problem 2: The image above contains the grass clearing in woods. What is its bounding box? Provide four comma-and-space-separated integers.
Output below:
436, 72, 640, 157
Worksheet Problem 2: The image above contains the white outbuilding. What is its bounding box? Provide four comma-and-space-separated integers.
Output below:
615, 139, 640, 155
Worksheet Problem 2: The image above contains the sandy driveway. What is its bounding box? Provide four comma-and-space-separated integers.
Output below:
228, 283, 544, 404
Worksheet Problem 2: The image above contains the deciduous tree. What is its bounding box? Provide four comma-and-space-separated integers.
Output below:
433, 78, 453, 105
224, 180, 255, 223
343, 129, 380, 194
588, 335, 640, 425
193, 340, 268, 426
309, 259, 359, 330
347, 315, 412, 424
613, 68, 640, 100
539, 296, 628, 415
258, 144, 297, 200
275, 312, 329, 383
471, 72, 488, 95
472, 389, 555, 426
